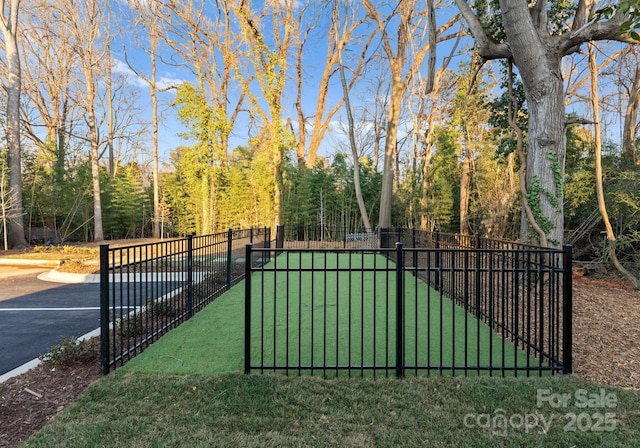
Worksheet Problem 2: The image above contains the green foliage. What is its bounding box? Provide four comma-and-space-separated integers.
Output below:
148, 299, 177, 318
118, 311, 148, 338
473, 0, 504, 41
564, 133, 640, 262
526, 176, 555, 235
594, 1, 640, 41
175, 83, 230, 165
472, 1, 578, 40
487, 68, 528, 157
281, 154, 382, 229
423, 128, 461, 231
38, 337, 99, 367
103, 163, 152, 239
21, 147, 96, 242
547, 150, 564, 201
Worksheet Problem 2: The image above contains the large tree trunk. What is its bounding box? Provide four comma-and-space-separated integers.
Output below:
454, 0, 639, 247
518, 73, 566, 247
1, 2, 28, 249
500, 5, 566, 247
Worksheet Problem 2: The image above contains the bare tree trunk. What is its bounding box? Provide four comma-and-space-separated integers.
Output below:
106, 41, 115, 177
85, 68, 104, 241
338, 60, 371, 232
378, 75, 403, 229
622, 64, 640, 165
364, 0, 447, 229
589, 42, 639, 289
459, 142, 471, 236
1, 163, 9, 250
150, 33, 160, 238
1, 0, 28, 249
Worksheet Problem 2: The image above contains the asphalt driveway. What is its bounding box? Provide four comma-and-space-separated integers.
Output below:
0, 266, 101, 375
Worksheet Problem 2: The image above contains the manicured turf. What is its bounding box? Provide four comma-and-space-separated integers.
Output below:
23, 373, 640, 448
247, 252, 539, 376
122, 252, 542, 377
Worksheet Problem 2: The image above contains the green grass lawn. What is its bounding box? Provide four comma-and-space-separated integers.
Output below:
249, 252, 540, 376
120, 252, 541, 377
22, 252, 640, 447
24, 373, 640, 447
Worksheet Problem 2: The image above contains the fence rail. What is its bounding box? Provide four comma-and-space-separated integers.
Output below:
245, 227, 572, 377
100, 227, 270, 374
276, 224, 378, 249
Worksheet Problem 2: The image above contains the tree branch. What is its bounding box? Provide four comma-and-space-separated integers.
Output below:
530, 0, 548, 32
572, 0, 591, 32
562, 11, 638, 54
453, 0, 511, 60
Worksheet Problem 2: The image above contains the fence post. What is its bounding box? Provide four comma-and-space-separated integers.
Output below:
244, 243, 253, 374
227, 229, 233, 291
250, 227, 254, 244
434, 231, 441, 291
100, 244, 110, 375
187, 235, 194, 318
276, 225, 284, 249
562, 245, 573, 374
474, 233, 481, 318
380, 228, 389, 249
412, 228, 417, 271
395, 242, 405, 378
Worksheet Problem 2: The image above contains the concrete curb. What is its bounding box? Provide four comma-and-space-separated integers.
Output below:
0, 258, 60, 267
0, 328, 101, 384
37, 269, 100, 284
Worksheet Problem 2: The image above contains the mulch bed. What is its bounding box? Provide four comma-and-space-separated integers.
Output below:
1, 274, 639, 447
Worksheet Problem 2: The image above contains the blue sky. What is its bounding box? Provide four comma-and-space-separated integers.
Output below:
104, 0, 631, 171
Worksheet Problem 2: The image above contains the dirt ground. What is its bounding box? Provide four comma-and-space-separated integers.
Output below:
1, 273, 639, 447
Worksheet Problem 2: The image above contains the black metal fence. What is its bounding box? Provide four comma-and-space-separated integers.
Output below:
245, 227, 572, 377
276, 224, 377, 249
100, 227, 270, 374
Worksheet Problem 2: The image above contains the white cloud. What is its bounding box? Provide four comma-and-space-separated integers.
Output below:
111, 58, 187, 91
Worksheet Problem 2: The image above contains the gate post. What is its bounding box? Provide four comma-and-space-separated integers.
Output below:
226, 229, 233, 290
100, 244, 110, 375
244, 243, 253, 374
434, 231, 441, 291
395, 242, 405, 378
562, 245, 573, 374
187, 235, 194, 318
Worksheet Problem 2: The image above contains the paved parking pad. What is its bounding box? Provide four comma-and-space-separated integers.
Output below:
0, 266, 174, 376
0, 281, 101, 375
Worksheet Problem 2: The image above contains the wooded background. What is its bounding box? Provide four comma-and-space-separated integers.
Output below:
1, 1, 639, 281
